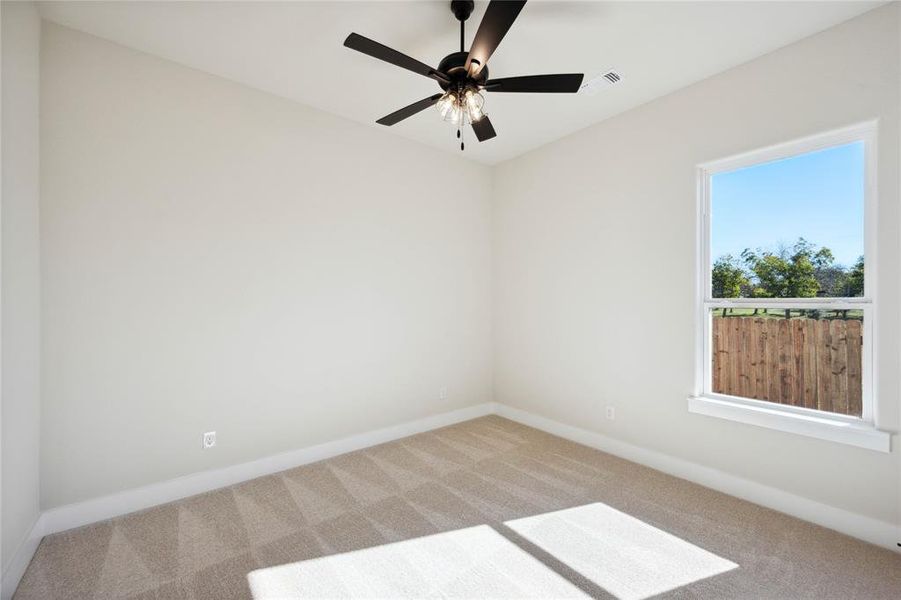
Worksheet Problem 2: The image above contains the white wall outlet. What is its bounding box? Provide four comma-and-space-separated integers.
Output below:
606, 406, 616, 420
438, 387, 448, 401
202, 431, 216, 449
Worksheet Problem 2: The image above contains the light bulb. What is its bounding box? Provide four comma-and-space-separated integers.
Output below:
464, 88, 485, 123
437, 92, 455, 119
468, 102, 483, 122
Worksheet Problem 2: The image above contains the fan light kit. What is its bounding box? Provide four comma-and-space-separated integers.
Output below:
344, 0, 584, 151
436, 88, 485, 126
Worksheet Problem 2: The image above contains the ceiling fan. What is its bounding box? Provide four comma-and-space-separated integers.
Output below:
343, 0, 583, 151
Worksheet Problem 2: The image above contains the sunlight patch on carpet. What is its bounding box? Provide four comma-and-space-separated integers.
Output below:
505, 502, 738, 600
247, 525, 589, 599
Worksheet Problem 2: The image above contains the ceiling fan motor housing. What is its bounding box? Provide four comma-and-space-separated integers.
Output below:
437, 52, 488, 91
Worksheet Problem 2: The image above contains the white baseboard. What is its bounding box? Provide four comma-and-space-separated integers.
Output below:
1, 515, 44, 600
495, 402, 899, 552
3, 402, 495, 599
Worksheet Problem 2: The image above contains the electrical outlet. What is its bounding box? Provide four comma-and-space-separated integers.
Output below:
202, 431, 216, 449
439, 387, 448, 401
606, 406, 616, 420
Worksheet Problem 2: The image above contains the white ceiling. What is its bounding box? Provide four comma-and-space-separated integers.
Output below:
39, 1, 881, 165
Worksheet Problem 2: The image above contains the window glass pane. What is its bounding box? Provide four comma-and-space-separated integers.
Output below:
710, 308, 863, 417
711, 142, 864, 298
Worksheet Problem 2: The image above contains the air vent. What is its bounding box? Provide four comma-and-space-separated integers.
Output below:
580, 69, 624, 96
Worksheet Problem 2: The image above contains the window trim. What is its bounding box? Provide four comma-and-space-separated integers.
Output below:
690, 121, 889, 452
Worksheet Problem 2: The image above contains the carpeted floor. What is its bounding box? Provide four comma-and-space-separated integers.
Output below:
14, 415, 901, 599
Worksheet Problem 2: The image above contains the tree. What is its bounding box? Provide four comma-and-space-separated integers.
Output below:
712, 254, 748, 300
846, 255, 864, 297
815, 265, 848, 297
741, 238, 831, 318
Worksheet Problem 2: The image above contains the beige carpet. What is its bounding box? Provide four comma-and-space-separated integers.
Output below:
14, 416, 901, 599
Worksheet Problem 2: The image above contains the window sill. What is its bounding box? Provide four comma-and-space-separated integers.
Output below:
687, 395, 891, 452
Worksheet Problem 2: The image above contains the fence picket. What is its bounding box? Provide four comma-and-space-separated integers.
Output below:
802, 319, 817, 409
766, 319, 780, 403
832, 320, 849, 414
847, 319, 862, 416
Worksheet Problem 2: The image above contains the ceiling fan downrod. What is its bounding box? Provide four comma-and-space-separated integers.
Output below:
454, 0, 472, 151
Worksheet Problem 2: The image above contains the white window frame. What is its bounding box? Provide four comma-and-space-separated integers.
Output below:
689, 121, 890, 452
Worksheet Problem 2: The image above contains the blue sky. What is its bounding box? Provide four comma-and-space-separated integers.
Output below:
711, 141, 864, 268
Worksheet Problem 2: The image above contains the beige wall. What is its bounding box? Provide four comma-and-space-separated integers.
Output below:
40, 23, 493, 509
492, 5, 900, 525
1, 0, 42, 573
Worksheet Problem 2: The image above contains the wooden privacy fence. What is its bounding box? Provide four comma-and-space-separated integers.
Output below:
712, 316, 862, 416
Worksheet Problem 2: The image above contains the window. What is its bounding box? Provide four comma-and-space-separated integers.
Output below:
691, 122, 888, 452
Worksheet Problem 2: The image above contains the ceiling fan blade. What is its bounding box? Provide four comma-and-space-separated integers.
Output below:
344, 33, 449, 83
465, 0, 527, 76
485, 74, 584, 93
472, 116, 497, 142
376, 94, 443, 126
